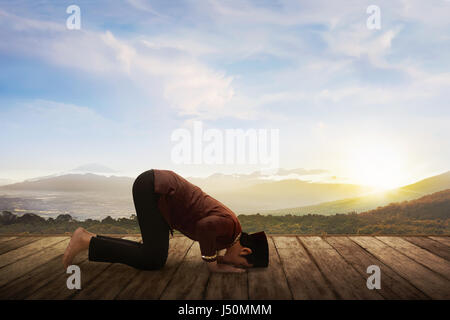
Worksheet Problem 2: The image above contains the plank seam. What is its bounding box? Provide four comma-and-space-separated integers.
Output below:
67, 263, 115, 300
21, 255, 89, 299
426, 236, 450, 247
402, 237, 450, 262
0, 237, 69, 270
323, 237, 388, 300
270, 237, 294, 300
295, 236, 341, 299
0, 237, 42, 256
158, 240, 195, 300
376, 237, 450, 282
347, 237, 431, 299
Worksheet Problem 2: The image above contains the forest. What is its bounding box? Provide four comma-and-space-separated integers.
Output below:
0, 189, 449, 235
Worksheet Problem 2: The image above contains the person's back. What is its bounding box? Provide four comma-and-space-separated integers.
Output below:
153, 169, 241, 250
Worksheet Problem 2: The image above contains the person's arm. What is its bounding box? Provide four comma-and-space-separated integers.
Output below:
195, 216, 244, 273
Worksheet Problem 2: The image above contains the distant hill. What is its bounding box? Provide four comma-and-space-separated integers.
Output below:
0, 173, 133, 195
70, 163, 117, 173
264, 171, 450, 215
1, 170, 449, 218
0, 171, 376, 213
400, 171, 450, 195
213, 179, 375, 212
360, 188, 450, 220
0, 178, 17, 186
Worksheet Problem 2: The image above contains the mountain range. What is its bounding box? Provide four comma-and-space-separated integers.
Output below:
264, 171, 450, 215
0, 168, 449, 219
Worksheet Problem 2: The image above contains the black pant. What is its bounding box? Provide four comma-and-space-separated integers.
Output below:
88, 169, 170, 270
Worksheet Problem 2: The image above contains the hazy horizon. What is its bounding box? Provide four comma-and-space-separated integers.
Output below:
1, 163, 449, 192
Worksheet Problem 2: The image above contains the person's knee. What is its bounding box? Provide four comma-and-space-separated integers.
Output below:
138, 248, 167, 270
140, 258, 166, 270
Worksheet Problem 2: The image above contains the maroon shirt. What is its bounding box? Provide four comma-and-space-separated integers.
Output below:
153, 169, 242, 258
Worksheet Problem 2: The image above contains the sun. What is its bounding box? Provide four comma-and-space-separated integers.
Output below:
346, 144, 406, 190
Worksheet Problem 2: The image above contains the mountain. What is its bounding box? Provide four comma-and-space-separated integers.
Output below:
69, 163, 117, 174
1, 169, 449, 219
0, 178, 17, 186
359, 188, 450, 220
211, 179, 376, 212
265, 171, 450, 215
0, 173, 133, 195
0, 168, 372, 213
400, 171, 450, 195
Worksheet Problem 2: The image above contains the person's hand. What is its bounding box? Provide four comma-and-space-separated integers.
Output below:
216, 255, 232, 265
207, 261, 245, 273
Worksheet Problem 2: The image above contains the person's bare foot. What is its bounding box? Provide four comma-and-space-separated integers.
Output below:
62, 227, 95, 269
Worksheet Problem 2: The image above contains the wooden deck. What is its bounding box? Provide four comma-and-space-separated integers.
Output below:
0, 235, 449, 300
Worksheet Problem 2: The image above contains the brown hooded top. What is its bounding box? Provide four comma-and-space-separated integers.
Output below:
153, 169, 242, 258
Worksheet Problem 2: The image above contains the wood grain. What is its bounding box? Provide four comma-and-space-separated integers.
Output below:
0, 236, 67, 268
429, 236, 450, 247
350, 236, 450, 299
205, 271, 248, 300
0, 246, 87, 299
71, 237, 142, 300
248, 237, 292, 300
300, 236, 383, 300
159, 242, 210, 300
376, 236, 450, 280
0, 237, 41, 255
27, 251, 109, 300
1, 235, 449, 300
404, 236, 450, 261
0, 237, 18, 243
325, 236, 428, 299
273, 236, 336, 299
117, 237, 193, 299
0, 239, 69, 287
26, 236, 136, 300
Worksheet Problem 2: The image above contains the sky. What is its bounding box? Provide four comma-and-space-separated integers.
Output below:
0, 0, 449, 189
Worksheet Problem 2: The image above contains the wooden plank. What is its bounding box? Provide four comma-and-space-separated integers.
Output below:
0, 236, 67, 268
247, 237, 292, 300
27, 252, 109, 300
350, 236, 450, 299
376, 236, 450, 280
205, 271, 248, 300
71, 237, 142, 300
0, 237, 17, 243
0, 246, 87, 299
0, 239, 70, 287
117, 237, 194, 299
325, 236, 428, 300
160, 242, 210, 300
300, 237, 383, 300
429, 236, 450, 247
26, 236, 136, 300
273, 236, 336, 299
404, 237, 450, 261
0, 237, 41, 255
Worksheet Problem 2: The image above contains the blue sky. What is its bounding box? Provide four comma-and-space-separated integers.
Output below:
0, 0, 449, 188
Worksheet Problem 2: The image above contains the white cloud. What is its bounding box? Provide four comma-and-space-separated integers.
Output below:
126, 0, 166, 18
0, 9, 237, 120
